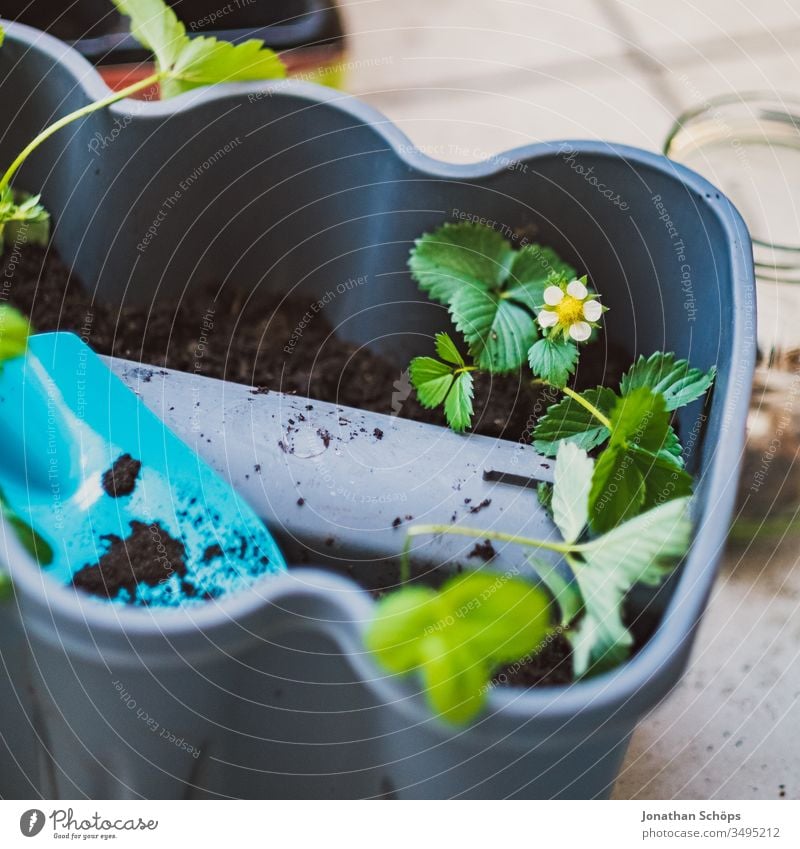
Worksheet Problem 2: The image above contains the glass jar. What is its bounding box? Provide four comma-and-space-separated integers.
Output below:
665, 93, 800, 539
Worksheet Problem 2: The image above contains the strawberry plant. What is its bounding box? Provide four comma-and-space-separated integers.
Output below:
366, 221, 717, 723
407, 221, 714, 531
0, 0, 285, 249
368, 441, 694, 722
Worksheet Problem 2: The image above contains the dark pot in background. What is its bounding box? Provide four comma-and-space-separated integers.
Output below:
0, 23, 755, 799
1, 0, 122, 41
2, 0, 346, 91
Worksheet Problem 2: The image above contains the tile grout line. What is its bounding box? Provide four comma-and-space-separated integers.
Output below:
592, 0, 685, 117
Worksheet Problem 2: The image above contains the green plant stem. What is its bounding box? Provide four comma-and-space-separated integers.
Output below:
0, 72, 164, 192
401, 523, 577, 583
560, 385, 613, 430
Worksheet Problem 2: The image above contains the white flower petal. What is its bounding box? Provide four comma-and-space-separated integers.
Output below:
582, 299, 602, 321
538, 309, 559, 328
566, 279, 588, 300
569, 321, 592, 342
543, 285, 564, 306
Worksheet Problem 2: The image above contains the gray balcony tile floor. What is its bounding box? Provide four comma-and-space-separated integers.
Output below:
336, 0, 800, 800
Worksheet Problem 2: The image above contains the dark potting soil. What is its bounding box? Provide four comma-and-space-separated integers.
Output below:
101, 453, 142, 498
72, 520, 186, 599
492, 632, 575, 688
4, 246, 628, 442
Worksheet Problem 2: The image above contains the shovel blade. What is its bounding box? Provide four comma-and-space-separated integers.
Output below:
0, 332, 286, 605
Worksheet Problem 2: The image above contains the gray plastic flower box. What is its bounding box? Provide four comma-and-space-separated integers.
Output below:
0, 22, 755, 799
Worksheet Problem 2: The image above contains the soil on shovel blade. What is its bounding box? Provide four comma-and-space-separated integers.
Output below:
5, 245, 633, 686
101, 453, 142, 498
72, 520, 187, 599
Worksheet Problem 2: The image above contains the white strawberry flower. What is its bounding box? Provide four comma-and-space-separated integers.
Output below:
537, 276, 603, 342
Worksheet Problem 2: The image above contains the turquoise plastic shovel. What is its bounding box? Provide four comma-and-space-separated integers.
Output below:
0, 332, 286, 605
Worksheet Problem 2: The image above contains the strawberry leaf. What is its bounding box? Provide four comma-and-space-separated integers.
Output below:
444, 370, 474, 432
0, 484, 53, 568
366, 572, 553, 724
589, 388, 689, 532
434, 331, 465, 366
588, 443, 646, 533
410, 337, 474, 432
0, 304, 31, 362
0, 572, 10, 601
571, 497, 691, 674
608, 386, 671, 452
532, 387, 616, 456
408, 222, 515, 305
113, 0, 286, 99
450, 287, 537, 373
551, 443, 593, 543
410, 357, 454, 409
621, 351, 716, 411
528, 336, 578, 388
503, 247, 576, 312
4, 512, 54, 566
0, 188, 50, 254
112, 0, 185, 71
530, 556, 583, 625
164, 36, 286, 98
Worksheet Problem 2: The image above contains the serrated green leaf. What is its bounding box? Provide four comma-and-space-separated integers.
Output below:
450, 286, 537, 372
0, 187, 50, 254
408, 222, 515, 305
569, 564, 632, 676
552, 443, 593, 543
608, 386, 671, 452
528, 336, 578, 388
532, 387, 616, 456
0, 304, 31, 362
444, 370, 474, 432
571, 497, 691, 674
164, 36, 286, 98
113, 0, 186, 71
366, 572, 552, 723
661, 425, 684, 466
530, 556, 583, 625
410, 356, 454, 408
503, 247, 576, 311
635, 450, 694, 508
113, 0, 285, 99
434, 331, 465, 366
621, 351, 716, 412
589, 443, 646, 533
410, 336, 474, 431
610, 386, 685, 467
590, 390, 692, 531
537, 481, 553, 512
581, 495, 692, 576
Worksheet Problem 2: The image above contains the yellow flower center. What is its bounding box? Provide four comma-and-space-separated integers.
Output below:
554, 294, 584, 325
